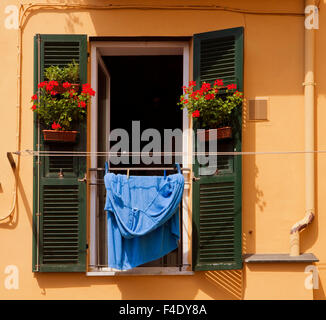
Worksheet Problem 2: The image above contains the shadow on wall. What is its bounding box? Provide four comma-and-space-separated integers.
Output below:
242, 98, 267, 255
34, 270, 244, 299
313, 264, 326, 300
0, 165, 34, 230
204, 269, 243, 300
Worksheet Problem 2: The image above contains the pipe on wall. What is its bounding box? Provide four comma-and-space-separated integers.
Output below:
290, 0, 316, 256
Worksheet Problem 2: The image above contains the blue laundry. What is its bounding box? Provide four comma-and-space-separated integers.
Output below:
104, 164, 184, 270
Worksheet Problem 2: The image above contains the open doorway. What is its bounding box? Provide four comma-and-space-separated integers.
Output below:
104, 55, 183, 169
90, 41, 190, 273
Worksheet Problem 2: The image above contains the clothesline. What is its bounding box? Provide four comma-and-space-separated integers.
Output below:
9, 149, 326, 157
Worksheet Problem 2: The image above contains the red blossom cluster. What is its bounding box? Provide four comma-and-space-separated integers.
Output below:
227, 83, 237, 90
214, 79, 224, 86
63, 82, 72, 89
31, 81, 96, 131
182, 80, 229, 109
192, 110, 200, 118
82, 83, 95, 96
51, 122, 61, 130
234, 91, 243, 97
205, 94, 215, 100
78, 101, 86, 108
38, 80, 59, 95
178, 79, 243, 122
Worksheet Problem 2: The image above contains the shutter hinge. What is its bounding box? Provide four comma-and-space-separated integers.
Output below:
35, 212, 42, 216
87, 52, 90, 57
78, 173, 87, 182
192, 173, 200, 181
86, 243, 89, 250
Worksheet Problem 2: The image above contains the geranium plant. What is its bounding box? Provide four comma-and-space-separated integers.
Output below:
178, 79, 243, 128
44, 60, 80, 83
31, 81, 95, 131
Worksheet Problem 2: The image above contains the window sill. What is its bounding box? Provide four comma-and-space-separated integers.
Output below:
86, 267, 194, 276
243, 253, 319, 263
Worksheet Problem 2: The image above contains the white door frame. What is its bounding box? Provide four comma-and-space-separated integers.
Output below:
89, 40, 191, 275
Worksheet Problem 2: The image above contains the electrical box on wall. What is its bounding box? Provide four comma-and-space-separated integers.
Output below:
248, 97, 269, 121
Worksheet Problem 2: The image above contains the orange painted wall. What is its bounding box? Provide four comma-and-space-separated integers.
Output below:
0, 0, 323, 299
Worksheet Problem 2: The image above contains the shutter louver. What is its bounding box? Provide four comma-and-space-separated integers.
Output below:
192, 27, 243, 271
199, 182, 236, 266
43, 42, 80, 68
42, 185, 79, 264
200, 37, 236, 85
33, 35, 87, 272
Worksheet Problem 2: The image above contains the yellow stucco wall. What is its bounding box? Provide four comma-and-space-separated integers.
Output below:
0, 0, 324, 299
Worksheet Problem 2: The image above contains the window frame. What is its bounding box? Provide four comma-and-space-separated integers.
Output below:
87, 40, 193, 276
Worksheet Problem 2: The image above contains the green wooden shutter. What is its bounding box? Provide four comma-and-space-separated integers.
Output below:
32, 34, 88, 272
192, 27, 243, 271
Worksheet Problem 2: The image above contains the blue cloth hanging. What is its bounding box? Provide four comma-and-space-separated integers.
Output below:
104, 164, 184, 270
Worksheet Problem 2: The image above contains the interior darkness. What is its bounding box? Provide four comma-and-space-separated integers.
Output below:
101, 55, 183, 267
102, 55, 183, 170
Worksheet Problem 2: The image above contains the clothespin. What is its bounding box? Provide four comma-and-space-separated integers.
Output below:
127, 169, 130, 179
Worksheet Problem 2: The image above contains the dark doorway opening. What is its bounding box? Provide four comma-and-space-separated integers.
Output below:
103, 55, 183, 171
99, 55, 184, 268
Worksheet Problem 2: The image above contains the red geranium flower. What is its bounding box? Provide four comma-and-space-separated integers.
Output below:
188, 80, 196, 87
78, 101, 86, 108
196, 89, 204, 97
31, 94, 38, 100
63, 82, 72, 89
50, 91, 57, 96
201, 82, 211, 92
205, 93, 215, 100
31, 105, 37, 111
227, 83, 237, 90
192, 110, 200, 118
234, 91, 243, 97
49, 80, 59, 87
214, 79, 224, 86
46, 84, 54, 92
51, 122, 61, 130
81, 83, 96, 96
38, 81, 48, 89
69, 89, 75, 97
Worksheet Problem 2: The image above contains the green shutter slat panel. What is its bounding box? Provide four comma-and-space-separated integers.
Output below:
198, 33, 238, 87
192, 27, 243, 271
41, 185, 81, 266
199, 181, 236, 267
33, 34, 87, 273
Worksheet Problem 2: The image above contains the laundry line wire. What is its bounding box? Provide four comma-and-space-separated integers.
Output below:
10, 149, 326, 157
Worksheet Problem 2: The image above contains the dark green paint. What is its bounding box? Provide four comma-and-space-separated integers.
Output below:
33, 34, 87, 272
192, 27, 243, 271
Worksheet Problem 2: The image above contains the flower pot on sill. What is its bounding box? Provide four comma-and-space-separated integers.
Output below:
43, 130, 78, 143
197, 126, 232, 142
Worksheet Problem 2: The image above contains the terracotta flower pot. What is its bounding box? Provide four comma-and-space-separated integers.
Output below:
43, 130, 78, 142
197, 126, 232, 142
